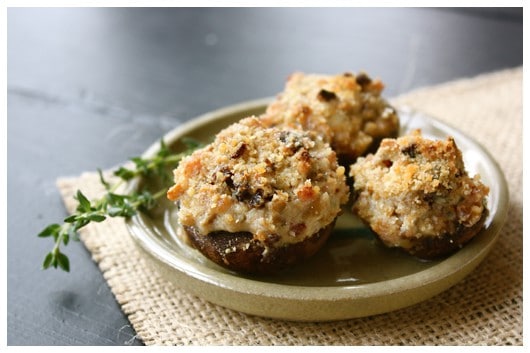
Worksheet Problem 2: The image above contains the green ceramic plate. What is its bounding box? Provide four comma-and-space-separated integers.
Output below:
126, 98, 508, 321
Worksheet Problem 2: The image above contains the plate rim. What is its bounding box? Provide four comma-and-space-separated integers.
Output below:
126, 98, 509, 320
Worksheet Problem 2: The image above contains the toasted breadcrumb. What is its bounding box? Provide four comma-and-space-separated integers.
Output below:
167, 116, 350, 247
350, 130, 489, 257
261, 72, 399, 161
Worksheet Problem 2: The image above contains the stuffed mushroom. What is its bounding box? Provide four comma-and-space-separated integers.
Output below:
167, 117, 350, 274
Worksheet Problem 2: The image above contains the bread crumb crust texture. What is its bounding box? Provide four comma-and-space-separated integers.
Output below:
166, 72, 490, 272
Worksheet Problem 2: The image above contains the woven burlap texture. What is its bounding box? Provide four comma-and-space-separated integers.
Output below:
57, 67, 522, 345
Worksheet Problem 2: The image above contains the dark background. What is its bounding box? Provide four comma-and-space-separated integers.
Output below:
7, 7, 523, 345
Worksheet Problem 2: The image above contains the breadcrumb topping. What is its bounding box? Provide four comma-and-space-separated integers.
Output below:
167, 116, 350, 247
261, 72, 399, 160
350, 130, 489, 249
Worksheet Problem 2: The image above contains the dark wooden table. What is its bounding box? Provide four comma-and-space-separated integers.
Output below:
7, 7, 522, 345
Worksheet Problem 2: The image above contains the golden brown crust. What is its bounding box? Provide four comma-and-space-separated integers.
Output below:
350, 130, 490, 258
167, 116, 349, 274
168, 117, 349, 248
261, 72, 400, 161
183, 220, 336, 274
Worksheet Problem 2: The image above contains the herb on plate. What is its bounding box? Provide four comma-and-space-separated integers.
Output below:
38, 138, 202, 272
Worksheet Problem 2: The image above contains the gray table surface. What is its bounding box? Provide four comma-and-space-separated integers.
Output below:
7, 7, 522, 345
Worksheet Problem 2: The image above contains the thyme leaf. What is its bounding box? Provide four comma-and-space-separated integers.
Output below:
39, 137, 202, 272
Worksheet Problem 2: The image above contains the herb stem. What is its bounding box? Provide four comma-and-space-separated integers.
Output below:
38, 137, 202, 272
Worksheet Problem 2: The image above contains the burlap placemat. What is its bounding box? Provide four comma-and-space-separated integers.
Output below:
56, 67, 522, 345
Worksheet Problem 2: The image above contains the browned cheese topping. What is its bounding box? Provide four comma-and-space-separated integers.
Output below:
261, 72, 400, 160
167, 117, 350, 247
349, 130, 489, 249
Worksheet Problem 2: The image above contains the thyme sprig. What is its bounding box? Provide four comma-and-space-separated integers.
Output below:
38, 137, 202, 272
